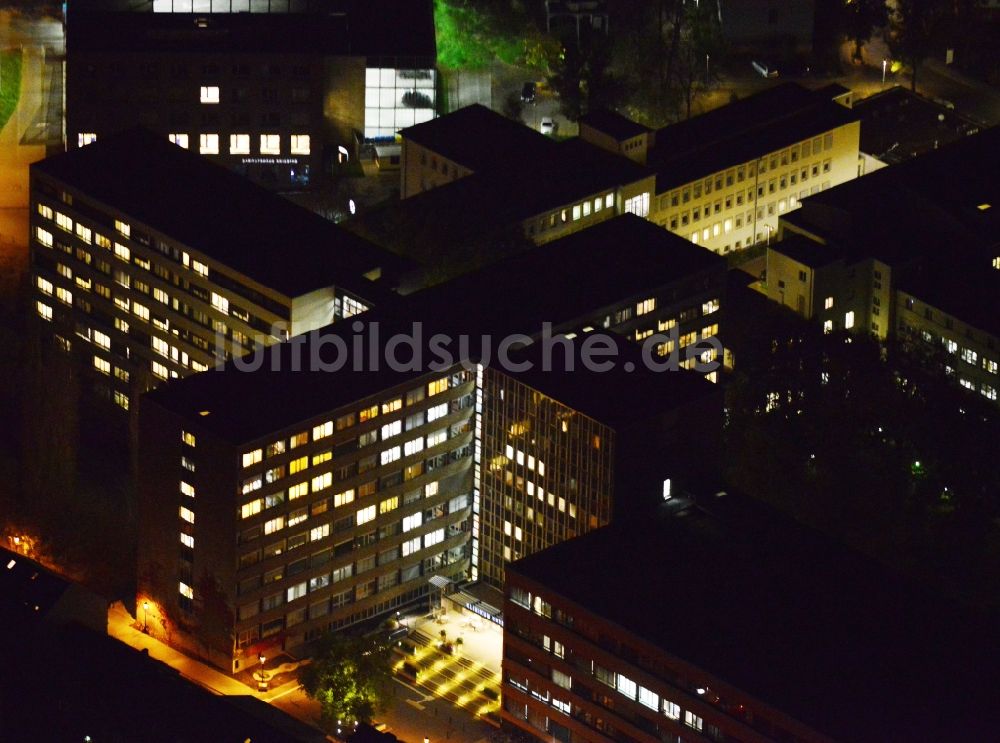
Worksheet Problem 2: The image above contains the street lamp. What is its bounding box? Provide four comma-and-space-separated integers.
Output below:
765, 223, 774, 246
882, 59, 888, 86
257, 653, 269, 692
142, 601, 149, 633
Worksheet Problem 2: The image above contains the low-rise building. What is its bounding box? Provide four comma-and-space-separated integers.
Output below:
579, 84, 861, 255
30, 128, 403, 413
399, 104, 559, 199
502, 493, 1000, 742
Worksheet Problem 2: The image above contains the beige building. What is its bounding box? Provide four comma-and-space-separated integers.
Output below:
579, 84, 862, 255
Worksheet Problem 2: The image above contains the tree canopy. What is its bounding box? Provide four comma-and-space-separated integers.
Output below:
300, 633, 395, 732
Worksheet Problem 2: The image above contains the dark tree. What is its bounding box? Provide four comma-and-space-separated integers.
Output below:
887, 0, 953, 91
843, 0, 889, 61
300, 633, 395, 732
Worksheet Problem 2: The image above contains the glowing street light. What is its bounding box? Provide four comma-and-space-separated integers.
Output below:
257, 653, 270, 692
882, 59, 888, 86
142, 601, 150, 633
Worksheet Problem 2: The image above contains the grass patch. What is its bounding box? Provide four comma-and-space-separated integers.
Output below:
0, 50, 23, 133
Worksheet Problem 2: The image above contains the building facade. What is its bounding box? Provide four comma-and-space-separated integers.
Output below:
30, 129, 398, 413
139, 363, 477, 671
67, 1, 436, 189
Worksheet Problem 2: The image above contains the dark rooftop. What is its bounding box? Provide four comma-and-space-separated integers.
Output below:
68, 0, 436, 60
781, 127, 1000, 268
400, 104, 559, 172
898, 264, 1000, 338
579, 108, 651, 141
648, 83, 859, 192
402, 215, 725, 337
345, 138, 653, 275
508, 493, 1000, 742
146, 217, 721, 442
32, 128, 406, 300
854, 86, 981, 164
769, 232, 843, 269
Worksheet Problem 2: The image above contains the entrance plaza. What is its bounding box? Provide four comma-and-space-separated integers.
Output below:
394, 584, 505, 724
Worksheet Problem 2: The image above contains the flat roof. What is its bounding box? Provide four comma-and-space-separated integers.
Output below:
402, 215, 725, 337
32, 128, 407, 300
508, 494, 1000, 742
579, 108, 651, 141
400, 104, 559, 172
649, 83, 859, 192
781, 127, 1000, 268
854, 86, 981, 163
68, 0, 436, 60
768, 232, 843, 269
146, 217, 721, 441
345, 138, 653, 266
898, 265, 1000, 338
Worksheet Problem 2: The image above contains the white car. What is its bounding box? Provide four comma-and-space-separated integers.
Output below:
540, 117, 555, 135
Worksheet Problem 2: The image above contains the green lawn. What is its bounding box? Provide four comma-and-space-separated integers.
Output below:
0, 49, 23, 133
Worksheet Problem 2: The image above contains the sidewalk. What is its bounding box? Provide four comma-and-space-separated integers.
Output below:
108, 602, 306, 703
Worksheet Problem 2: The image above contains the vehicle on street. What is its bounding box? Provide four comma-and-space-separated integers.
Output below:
521, 81, 537, 103
752, 60, 779, 78
540, 117, 555, 135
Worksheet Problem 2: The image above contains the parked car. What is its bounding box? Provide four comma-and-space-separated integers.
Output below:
752, 60, 779, 78
521, 81, 537, 103
540, 117, 555, 135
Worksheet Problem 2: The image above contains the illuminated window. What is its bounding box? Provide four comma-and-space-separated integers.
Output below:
78, 132, 97, 147
200, 86, 220, 104
199, 133, 219, 154
289, 456, 308, 474
210, 292, 229, 314
380, 446, 401, 465
845, 311, 855, 329
37, 203, 53, 220
359, 404, 379, 422
572, 205, 581, 221
75, 223, 92, 244
55, 287, 72, 305
382, 398, 402, 414
312, 472, 332, 492
605, 193, 614, 209
427, 403, 447, 422
624, 192, 650, 218
55, 212, 72, 232
169, 133, 189, 149
36, 227, 53, 248
240, 499, 262, 519
636, 298, 655, 315
191, 259, 208, 278
93, 356, 111, 375
823, 320, 833, 333
824, 296, 834, 310
179, 581, 194, 599
684, 712, 703, 731
381, 420, 402, 439
663, 701, 680, 719
404, 437, 424, 457
181, 431, 196, 447
152, 361, 169, 380
229, 133, 250, 155
334, 489, 355, 508
180, 533, 194, 548
424, 528, 444, 548
290, 134, 310, 155
36, 277, 53, 295
428, 377, 450, 396
260, 134, 281, 155
402, 512, 422, 532
242, 449, 262, 468
356, 505, 376, 525
113, 242, 130, 262
289, 481, 309, 500
264, 516, 284, 534
313, 420, 333, 440
179, 506, 195, 524
379, 496, 399, 514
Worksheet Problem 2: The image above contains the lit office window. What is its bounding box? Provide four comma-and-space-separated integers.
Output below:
78, 133, 97, 147
824, 296, 834, 310
210, 292, 229, 314
179, 581, 194, 599
199, 133, 219, 154
199, 86, 220, 104
229, 134, 250, 155
179, 506, 194, 524
260, 134, 281, 155
93, 356, 111, 375
356, 505, 376, 525
169, 133, 189, 149
290, 134, 310, 155
180, 533, 194, 549
845, 311, 855, 329
624, 192, 650, 218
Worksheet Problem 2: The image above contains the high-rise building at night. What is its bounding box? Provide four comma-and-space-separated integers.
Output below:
30, 128, 401, 413
135, 216, 723, 670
